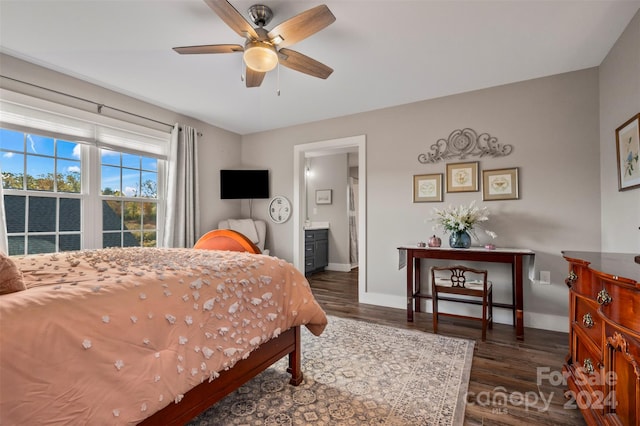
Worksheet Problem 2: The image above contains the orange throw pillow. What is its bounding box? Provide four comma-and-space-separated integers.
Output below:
0, 253, 26, 295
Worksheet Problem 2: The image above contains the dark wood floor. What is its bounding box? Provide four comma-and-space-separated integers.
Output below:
306, 269, 587, 426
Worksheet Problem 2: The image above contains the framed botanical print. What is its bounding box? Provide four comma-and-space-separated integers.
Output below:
482, 167, 519, 200
616, 113, 640, 191
446, 161, 478, 193
413, 173, 443, 202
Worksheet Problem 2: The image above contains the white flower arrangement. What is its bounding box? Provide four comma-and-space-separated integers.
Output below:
430, 200, 497, 241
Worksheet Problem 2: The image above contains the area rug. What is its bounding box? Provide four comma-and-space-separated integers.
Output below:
188, 315, 474, 425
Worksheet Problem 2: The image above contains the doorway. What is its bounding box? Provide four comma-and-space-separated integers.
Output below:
293, 135, 366, 301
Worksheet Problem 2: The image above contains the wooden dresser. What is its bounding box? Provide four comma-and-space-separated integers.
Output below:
562, 251, 640, 426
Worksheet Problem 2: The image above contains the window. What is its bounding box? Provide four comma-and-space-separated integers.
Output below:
100, 149, 158, 248
1, 128, 82, 255
1, 128, 165, 254
0, 90, 170, 255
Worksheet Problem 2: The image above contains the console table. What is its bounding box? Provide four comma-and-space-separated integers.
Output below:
398, 245, 535, 340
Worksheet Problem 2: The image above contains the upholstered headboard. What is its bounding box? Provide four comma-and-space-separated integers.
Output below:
194, 229, 261, 253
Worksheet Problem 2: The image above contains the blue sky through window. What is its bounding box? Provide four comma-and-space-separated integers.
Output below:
101, 165, 121, 194
1, 129, 24, 175
0, 153, 23, 175
0, 128, 24, 151
99, 149, 157, 197
57, 140, 80, 159
1, 130, 81, 189
26, 134, 54, 156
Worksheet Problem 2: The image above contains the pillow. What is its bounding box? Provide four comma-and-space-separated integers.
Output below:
227, 219, 260, 244
0, 252, 26, 295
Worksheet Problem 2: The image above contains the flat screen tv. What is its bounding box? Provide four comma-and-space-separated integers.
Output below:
220, 169, 269, 199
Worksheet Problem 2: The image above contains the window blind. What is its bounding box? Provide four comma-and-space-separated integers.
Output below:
0, 89, 171, 159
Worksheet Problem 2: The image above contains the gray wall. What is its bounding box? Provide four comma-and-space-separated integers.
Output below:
599, 10, 640, 252
241, 68, 602, 331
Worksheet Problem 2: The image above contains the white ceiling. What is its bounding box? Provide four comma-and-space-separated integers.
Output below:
1, 0, 638, 135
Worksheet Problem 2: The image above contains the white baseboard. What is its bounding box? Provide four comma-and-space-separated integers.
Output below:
358, 291, 568, 333
359, 292, 406, 308
326, 263, 352, 272
523, 311, 569, 333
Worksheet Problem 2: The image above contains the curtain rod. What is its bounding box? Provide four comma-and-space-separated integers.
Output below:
1, 74, 176, 130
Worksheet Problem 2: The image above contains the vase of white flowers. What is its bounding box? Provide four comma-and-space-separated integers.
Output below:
430, 201, 497, 248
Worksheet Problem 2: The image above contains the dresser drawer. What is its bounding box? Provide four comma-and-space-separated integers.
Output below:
572, 338, 604, 396
567, 262, 599, 299
598, 278, 640, 332
305, 229, 328, 242
574, 295, 602, 349
305, 242, 315, 256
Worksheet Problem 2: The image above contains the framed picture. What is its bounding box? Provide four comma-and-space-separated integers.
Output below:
446, 161, 478, 193
413, 173, 443, 202
316, 189, 332, 204
482, 167, 519, 201
615, 113, 640, 191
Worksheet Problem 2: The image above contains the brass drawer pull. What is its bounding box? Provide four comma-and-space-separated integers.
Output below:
583, 358, 594, 374
565, 270, 577, 287
597, 289, 612, 306
582, 313, 594, 328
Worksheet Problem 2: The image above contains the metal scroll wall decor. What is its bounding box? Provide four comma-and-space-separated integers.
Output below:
418, 128, 513, 164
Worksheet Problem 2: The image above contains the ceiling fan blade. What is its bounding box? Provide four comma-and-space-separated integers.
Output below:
245, 68, 266, 87
204, 0, 259, 40
278, 48, 333, 79
173, 44, 243, 54
268, 5, 335, 48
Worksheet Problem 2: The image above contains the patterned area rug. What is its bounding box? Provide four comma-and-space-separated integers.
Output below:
188, 315, 474, 425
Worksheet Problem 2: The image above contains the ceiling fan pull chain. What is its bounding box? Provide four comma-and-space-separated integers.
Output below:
276, 62, 281, 96
240, 55, 245, 82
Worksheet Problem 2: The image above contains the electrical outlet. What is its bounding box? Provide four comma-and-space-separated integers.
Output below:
539, 271, 551, 285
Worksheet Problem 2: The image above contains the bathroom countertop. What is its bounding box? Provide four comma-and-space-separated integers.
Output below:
304, 221, 330, 230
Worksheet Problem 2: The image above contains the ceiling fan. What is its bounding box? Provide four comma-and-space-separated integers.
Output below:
173, 0, 336, 88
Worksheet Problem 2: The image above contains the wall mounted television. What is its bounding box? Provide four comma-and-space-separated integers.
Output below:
220, 169, 270, 199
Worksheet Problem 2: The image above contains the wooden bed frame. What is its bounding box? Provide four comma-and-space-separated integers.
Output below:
139, 326, 302, 425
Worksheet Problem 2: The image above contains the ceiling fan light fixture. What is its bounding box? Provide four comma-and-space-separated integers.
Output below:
243, 41, 278, 72
173, 2, 336, 88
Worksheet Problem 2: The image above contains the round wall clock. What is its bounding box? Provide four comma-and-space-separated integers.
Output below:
268, 195, 292, 224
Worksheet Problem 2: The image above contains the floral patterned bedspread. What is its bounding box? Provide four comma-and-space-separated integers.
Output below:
0, 247, 327, 425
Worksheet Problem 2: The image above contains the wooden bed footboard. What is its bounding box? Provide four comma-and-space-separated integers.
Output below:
140, 326, 302, 425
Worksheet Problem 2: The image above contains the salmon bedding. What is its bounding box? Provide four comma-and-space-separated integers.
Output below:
0, 247, 327, 425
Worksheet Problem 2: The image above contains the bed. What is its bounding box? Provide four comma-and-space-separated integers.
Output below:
0, 246, 327, 425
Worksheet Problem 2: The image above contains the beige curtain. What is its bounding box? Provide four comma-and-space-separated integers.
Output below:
0, 176, 8, 254
162, 125, 200, 248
